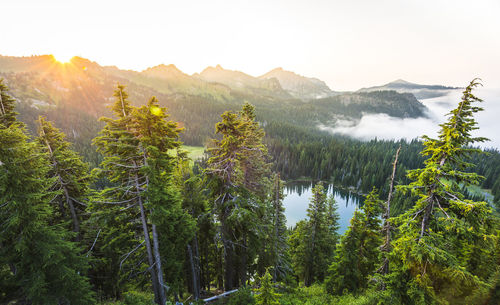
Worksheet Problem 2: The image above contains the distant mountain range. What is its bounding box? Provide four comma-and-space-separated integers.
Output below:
358, 79, 459, 99
259, 67, 337, 100
0, 54, 458, 148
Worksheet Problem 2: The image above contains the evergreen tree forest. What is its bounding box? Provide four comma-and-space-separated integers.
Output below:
1, 78, 500, 305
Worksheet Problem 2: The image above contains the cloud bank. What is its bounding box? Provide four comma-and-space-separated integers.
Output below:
320, 88, 500, 150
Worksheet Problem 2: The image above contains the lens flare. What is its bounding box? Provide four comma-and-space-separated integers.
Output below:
53, 53, 73, 64
150, 106, 162, 116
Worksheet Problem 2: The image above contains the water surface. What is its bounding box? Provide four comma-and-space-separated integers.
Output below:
283, 182, 364, 234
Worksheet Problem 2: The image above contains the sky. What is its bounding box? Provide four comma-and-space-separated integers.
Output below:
1, 0, 500, 91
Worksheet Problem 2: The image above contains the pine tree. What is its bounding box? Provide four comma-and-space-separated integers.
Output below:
0, 79, 17, 128
255, 270, 280, 305
269, 173, 290, 282
290, 182, 339, 286
36, 116, 92, 240
257, 173, 290, 281
175, 159, 209, 300
93, 84, 160, 299
94, 86, 189, 304
325, 188, 383, 295
390, 79, 494, 303
207, 103, 270, 290
134, 96, 195, 299
326, 194, 341, 244
239, 102, 270, 198
0, 83, 94, 304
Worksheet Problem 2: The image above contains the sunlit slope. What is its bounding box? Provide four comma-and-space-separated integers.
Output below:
0, 54, 429, 147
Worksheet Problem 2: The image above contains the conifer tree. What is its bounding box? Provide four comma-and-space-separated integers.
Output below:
390, 79, 494, 303
289, 183, 339, 286
255, 270, 280, 305
94, 86, 189, 304
0, 83, 94, 304
0, 79, 17, 128
288, 220, 309, 284
93, 84, 160, 299
134, 96, 195, 299
325, 188, 383, 295
175, 159, 209, 300
36, 116, 92, 240
207, 103, 270, 290
326, 194, 341, 244
269, 173, 290, 282
239, 102, 270, 198
256, 173, 290, 281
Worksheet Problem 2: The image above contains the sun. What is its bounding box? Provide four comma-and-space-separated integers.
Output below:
52, 53, 74, 64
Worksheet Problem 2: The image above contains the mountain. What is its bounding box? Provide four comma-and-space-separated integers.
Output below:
259, 67, 336, 100
358, 79, 460, 99
311, 90, 427, 122
102, 64, 232, 101
0, 54, 430, 152
195, 65, 292, 99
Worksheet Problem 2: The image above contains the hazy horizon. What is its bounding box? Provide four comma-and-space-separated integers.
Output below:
2, 0, 499, 91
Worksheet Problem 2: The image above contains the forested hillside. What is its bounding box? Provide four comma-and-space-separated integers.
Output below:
1, 59, 500, 304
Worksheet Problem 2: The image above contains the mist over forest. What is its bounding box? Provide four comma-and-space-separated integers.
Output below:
320, 88, 500, 149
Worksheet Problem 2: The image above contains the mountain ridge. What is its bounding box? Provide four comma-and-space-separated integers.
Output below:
0, 54, 434, 148
259, 67, 337, 100
358, 79, 460, 99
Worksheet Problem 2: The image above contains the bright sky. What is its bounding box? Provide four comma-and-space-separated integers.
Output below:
1, 0, 500, 91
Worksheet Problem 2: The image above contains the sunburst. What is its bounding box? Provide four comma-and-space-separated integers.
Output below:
52, 53, 74, 64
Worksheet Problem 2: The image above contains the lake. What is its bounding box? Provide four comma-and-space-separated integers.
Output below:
283, 182, 364, 234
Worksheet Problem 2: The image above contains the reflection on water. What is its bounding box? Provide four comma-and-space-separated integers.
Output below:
284, 182, 364, 234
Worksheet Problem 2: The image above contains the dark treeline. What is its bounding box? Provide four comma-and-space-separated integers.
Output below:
266, 121, 500, 208
1, 79, 499, 305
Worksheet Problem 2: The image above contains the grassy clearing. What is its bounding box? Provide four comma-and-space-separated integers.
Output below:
441, 179, 493, 202
182, 145, 206, 160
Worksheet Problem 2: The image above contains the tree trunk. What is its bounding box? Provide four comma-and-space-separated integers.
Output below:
380, 145, 401, 278
419, 200, 433, 241
62, 185, 80, 241
0, 89, 5, 115
40, 124, 81, 240
188, 243, 200, 300
152, 223, 167, 305
135, 172, 161, 304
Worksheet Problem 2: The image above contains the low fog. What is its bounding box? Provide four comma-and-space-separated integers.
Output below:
319, 88, 500, 150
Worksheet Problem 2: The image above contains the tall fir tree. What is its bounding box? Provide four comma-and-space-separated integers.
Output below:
269, 173, 290, 282
325, 188, 383, 295
256, 172, 290, 281
0, 82, 94, 304
0, 79, 17, 128
134, 96, 195, 300
36, 116, 92, 240
175, 158, 209, 300
94, 86, 188, 304
389, 79, 495, 303
290, 183, 339, 286
207, 103, 270, 290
